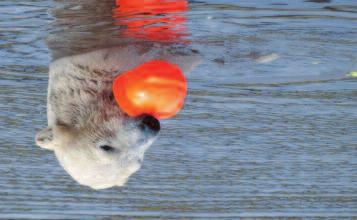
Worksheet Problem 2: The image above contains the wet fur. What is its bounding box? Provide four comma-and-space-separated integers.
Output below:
36, 0, 200, 189
36, 46, 200, 189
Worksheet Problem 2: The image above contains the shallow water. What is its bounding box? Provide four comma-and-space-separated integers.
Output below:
1, 0, 357, 219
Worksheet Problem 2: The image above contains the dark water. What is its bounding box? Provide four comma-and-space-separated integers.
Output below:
1, 0, 357, 219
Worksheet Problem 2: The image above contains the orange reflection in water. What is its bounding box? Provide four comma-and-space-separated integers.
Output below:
113, 0, 188, 42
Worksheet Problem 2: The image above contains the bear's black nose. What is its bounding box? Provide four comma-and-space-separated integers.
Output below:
140, 115, 160, 132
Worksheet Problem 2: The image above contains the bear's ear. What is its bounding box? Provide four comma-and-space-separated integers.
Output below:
35, 127, 55, 150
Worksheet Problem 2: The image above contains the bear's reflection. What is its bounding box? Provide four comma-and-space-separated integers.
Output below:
35, 45, 199, 189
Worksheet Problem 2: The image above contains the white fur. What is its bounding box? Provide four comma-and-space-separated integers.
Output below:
36, 46, 200, 189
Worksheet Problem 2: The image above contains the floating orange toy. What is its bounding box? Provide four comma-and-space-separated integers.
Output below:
112, 60, 187, 119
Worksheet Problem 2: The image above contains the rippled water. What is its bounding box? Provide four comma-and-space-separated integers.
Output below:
1, 0, 357, 219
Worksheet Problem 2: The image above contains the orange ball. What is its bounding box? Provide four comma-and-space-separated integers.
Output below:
112, 60, 187, 119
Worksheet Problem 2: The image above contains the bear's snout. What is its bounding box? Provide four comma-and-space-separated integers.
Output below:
139, 115, 160, 133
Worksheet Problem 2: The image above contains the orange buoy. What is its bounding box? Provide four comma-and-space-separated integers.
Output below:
113, 60, 187, 119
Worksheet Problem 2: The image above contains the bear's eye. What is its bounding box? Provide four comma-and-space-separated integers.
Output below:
100, 145, 115, 152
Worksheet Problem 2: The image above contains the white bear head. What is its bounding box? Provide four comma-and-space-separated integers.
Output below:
35, 46, 200, 189
36, 108, 160, 189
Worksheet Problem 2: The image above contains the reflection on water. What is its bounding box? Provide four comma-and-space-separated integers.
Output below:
0, 0, 357, 218
113, 0, 189, 42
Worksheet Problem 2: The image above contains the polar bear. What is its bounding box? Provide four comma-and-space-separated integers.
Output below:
35, 0, 200, 189
35, 45, 200, 189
